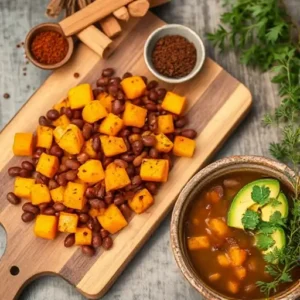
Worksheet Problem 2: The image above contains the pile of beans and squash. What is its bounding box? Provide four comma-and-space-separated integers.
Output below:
8, 69, 197, 256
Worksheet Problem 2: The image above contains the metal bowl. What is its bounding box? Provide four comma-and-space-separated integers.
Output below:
170, 155, 300, 300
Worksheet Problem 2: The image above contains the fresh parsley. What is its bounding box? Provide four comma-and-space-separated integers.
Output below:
256, 233, 275, 251
242, 209, 260, 230
251, 185, 271, 205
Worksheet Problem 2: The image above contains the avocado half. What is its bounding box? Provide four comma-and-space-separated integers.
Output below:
227, 179, 280, 229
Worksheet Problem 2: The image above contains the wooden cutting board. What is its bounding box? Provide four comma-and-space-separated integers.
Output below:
0, 13, 252, 300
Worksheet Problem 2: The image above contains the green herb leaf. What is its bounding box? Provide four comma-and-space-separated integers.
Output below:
242, 209, 260, 230
269, 211, 286, 227
251, 185, 271, 205
256, 233, 275, 250
258, 221, 276, 235
269, 197, 282, 208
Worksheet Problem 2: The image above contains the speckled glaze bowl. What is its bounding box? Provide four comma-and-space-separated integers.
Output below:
170, 156, 300, 300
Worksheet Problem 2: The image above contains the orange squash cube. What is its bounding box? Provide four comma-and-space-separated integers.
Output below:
36, 126, 53, 149
78, 159, 105, 183
31, 184, 51, 205
161, 91, 186, 115
234, 266, 247, 280
13, 132, 34, 156
82, 100, 108, 123
50, 186, 65, 202
209, 273, 221, 282
14, 177, 35, 199
140, 159, 169, 182
52, 114, 71, 127
120, 76, 146, 99
207, 218, 229, 237
97, 92, 114, 113
36, 153, 59, 178
157, 115, 174, 134
173, 136, 196, 158
89, 207, 106, 218
228, 280, 239, 294
98, 204, 128, 234
217, 253, 231, 267
104, 162, 131, 192
82, 139, 97, 158
187, 236, 210, 250
53, 98, 70, 112
58, 212, 79, 233
64, 182, 86, 210
34, 215, 58, 240
155, 133, 174, 153
122, 102, 147, 128
128, 188, 154, 214
99, 113, 124, 136
68, 83, 93, 109
100, 135, 127, 157
228, 247, 247, 267
75, 227, 92, 245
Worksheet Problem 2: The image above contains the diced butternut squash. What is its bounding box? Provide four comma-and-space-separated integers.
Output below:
99, 113, 124, 136
36, 153, 59, 178
75, 227, 92, 245
34, 215, 58, 240
228, 247, 247, 267
208, 273, 221, 282
157, 115, 174, 134
52, 114, 71, 127
155, 133, 174, 153
128, 188, 154, 214
207, 218, 229, 237
53, 124, 84, 155
89, 207, 105, 218
68, 83, 93, 109
122, 102, 147, 128
50, 186, 65, 202
82, 139, 97, 158
187, 236, 210, 250
14, 177, 35, 199
36, 126, 53, 149
58, 212, 79, 233
97, 92, 114, 113
120, 76, 146, 99
64, 182, 86, 210
104, 162, 131, 192
53, 98, 70, 112
228, 280, 239, 294
234, 266, 247, 280
140, 159, 169, 182
208, 190, 222, 203
82, 100, 108, 123
31, 184, 51, 205
173, 136, 196, 158
13, 133, 34, 156
161, 91, 186, 115
100, 135, 127, 157
217, 253, 231, 267
98, 204, 128, 234
78, 160, 105, 183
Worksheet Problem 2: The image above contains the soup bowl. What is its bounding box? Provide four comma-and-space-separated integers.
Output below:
170, 155, 300, 300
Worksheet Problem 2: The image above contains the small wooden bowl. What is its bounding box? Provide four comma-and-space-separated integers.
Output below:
25, 23, 74, 70
170, 155, 300, 300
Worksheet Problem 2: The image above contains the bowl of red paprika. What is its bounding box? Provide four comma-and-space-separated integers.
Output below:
25, 23, 74, 70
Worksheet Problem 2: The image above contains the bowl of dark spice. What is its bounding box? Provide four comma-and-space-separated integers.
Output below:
25, 23, 74, 70
144, 24, 205, 84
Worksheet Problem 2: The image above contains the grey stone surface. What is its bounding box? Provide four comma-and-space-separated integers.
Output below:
0, 0, 299, 299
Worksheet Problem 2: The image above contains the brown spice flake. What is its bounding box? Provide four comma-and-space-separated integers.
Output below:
74, 72, 80, 78
3, 93, 10, 99
152, 35, 197, 78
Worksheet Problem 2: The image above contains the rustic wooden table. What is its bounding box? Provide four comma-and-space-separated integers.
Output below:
0, 0, 299, 299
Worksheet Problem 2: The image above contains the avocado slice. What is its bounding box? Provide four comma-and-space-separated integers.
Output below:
261, 192, 289, 222
227, 179, 280, 229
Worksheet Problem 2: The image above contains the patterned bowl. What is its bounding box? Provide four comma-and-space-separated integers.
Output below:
170, 155, 300, 300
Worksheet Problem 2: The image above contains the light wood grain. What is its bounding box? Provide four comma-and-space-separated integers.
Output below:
100, 15, 122, 38
59, 0, 134, 36
128, 0, 150, 17
113, 6, 130, 22
0, 11, 251, 300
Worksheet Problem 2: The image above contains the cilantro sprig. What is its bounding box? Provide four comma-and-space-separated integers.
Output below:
251, 185, 271, 205
242, 209, 260, 230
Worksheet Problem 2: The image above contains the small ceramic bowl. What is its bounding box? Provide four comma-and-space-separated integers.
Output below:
170, 155, 300, 300
25, 23, 74, 70
144, 24, 205, 84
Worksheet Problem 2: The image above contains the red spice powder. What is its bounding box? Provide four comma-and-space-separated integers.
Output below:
30, 31, 69, 65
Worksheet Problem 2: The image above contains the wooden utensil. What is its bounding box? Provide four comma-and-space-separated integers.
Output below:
0, 12, 251, 300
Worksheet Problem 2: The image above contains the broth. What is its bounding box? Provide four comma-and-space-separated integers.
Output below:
184, 171, 299, 299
